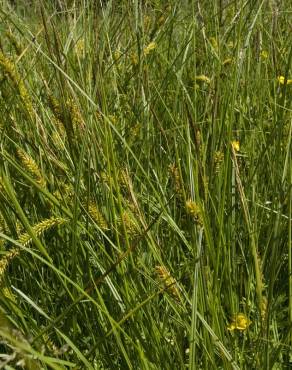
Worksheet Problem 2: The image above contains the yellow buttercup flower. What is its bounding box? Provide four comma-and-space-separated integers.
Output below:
231, 140, 240, 152
227, 313, 251, 331
260, 50, 268, 59
277, 76, 292, 85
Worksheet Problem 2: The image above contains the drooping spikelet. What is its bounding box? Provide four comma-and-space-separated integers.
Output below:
0, 212, 6, 249
99, 171, 114, 188
260, 296, 268, 323
18, 217, 67, 247
0, 248, 19, 283
41, 333, 61, 356
169, 163, 183, 197
185, 200, 203, 226
48, 94, 85, 132
209, 37, 219, 52
0, 217, 67, 285
2, 286, 17, 303
222, 58, 233, 66
118, 168, 131, 192
143, 15, 151, 31
17, 149, 46, 187
51, 116, 66, 150
120, 211, 139, 238
0, 51, 34, 118
130, 52, 139, 66
155, 265, 181, 301
66, 98, 85, 131
47, 93, 63, 122
214, 151, 224, 173
88, 201, 108, 230
53, 181, 73, 201
5, 31, 22, 55
74, 38, 85, 58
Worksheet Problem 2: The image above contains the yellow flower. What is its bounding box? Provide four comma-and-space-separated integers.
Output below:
277, 76, 292, 85
195, 75, 211, 84
260, 50, 268, 59
227, 313, 251, 331
231, 140, 240, 152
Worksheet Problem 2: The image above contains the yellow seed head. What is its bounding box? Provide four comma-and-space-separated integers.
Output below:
195, 75, 211, 84
209, 37, 219, 51
18, 217, 67, 247
113, 50, 122, 62
74, 38, 85, 58
88, 201, 108, 230
214, 151, 224, 173
169, 163, 183, 196
48, 94, 63, 121
143, 42, 157, 56
2, 287, 17, 302
66, 99, 85, 130
130, 53, 139, 66
222, 58, 233, 66
17, 149, 46, 187
42, 333, 59, 354
155, 265, 181, 301
0, 248, 19, 282
99, 171, 114, 187
0, 51, 33, 117
158, 15, 165, 26
185, 200, 203, 225
6, 31, 22, 55
118, 168, 130, 190
143, 15, 151, 31
120, 211, 139, 238
260, 296, 268, 321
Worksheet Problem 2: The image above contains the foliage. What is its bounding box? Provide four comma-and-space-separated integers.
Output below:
0, 0, 291, 368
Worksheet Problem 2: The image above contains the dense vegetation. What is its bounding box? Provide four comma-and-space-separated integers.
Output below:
0, 1, 291, 368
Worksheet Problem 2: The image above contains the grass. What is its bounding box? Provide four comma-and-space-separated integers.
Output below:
0, 0, 291, 368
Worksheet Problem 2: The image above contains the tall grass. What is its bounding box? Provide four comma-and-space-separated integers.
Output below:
0, 0, 291, 368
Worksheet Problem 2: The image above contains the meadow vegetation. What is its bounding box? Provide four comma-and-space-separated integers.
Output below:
0, 0, 291, 368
